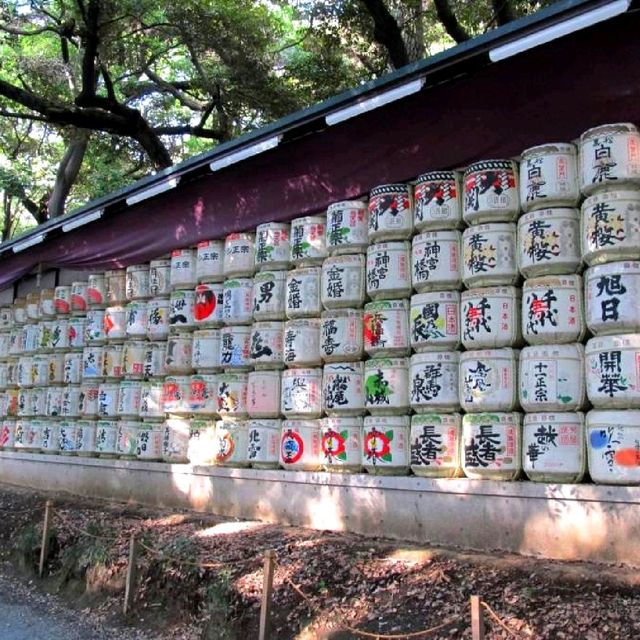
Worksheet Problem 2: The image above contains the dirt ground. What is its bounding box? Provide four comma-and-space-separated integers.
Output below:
0, 483, 638, 640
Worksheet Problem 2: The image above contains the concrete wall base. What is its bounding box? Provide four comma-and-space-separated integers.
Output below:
1, 452, 638, 566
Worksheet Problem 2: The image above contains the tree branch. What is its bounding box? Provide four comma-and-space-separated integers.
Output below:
491, 0, 518, 27
433, 0, 470, 43
153, 124, 225, 140
143, 68, 206, 111
359, 0, 410, 69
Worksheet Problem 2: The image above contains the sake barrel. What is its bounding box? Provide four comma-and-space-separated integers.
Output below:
70, 282, 88, 315
290, 216, 327, 266
143, 342, 166, 379
17, 389, 32, 417
586, 409, 640, 484
165, 332, 193, 374
247, 419, 281, 468
253, 270, 287, 321
581, 190, 640, 265
105, 269, 126, 305
67, 317, 86, 350
362, 415, 410, 475
125, 301, 148, 338
580, 123, 640, 195
38, 321, 53, 352
247, 370, 281, 418
125, 264, 150, 301
223, 278, 254, 325
414, 170, 462, 231
10, 327, 25, 355
320, 309, 364, 363
0, 331, 10, 359
321, 254, 366, 310
255, 222, 291, 270
188, 419, 218, 464
192, 329, 221, 372
214, 420, 250, 467
0, 362, 8, 389
410, 413, 461, 478
117, 420, 140, 459
162, 415, 190, 462
281, 368, 322, 419
123, 340, 147, 380
162, 375, 191, 414
280, 419, 321, 471
146, 297, 171, 340
136, 423, 163, 461
363, 299, 410, 357
63, 352, 82, 385
170, 248, 197, 289
411, 230, 462, 292
30, 387, 47, 417
6, 358, 18, 388
217, 372, 249, 418
102, 343, 124, 379
139, 381, 165, 419
3, 389, 18, 416
322, 416, 362, 472
585, 261, 640, 335
97, 381, 119, 418
189, 374, 218, 415
285, 267, 322, 319
23, 419, 44, 452
519, 344, 585, 412
87, 274, 106, 308
364, 357, 410, 415
366, 241, 411, 299
523, 412, 586, 483
82, 346, 104, 379
586, 334, 640, 408
368, 184, 414, 242
462, 412, 522, 480
39, 289, 55, 318
12, 299, 26, 325
26, 292, 41, 319
54, 286, 72, 316
410, 291, 460, 352
326, 201, 368, 255
520, 143, 580, 212
462, 223, 518, 287
50, 318, 69, 351
283, 319, 321, 368
0, 418, 16, 450
463, 159, 519, 224
193, 283, 224, 328
522, 275, 585, 345
517, 208, 581, 278
323, 362, 364, 417
13, 419, 27, 451
40, 421, 60, 454
459, 348, 519, 413
250, 322, 284, 369
76, 420, 97, 457
117, 380, 142, 418
61, 385, 82, 418
169, 289, 195, 331
79, 382, 100, 417
58, 420, 78, 455
410, 351, 460, 413
0, 306, 12, 329
149, 258, 172, 297
85, 309, 106, 344
17, 356, 33, 388
196, 240, 224, 283
219, 325, 252, 370
223, 232, 255, 277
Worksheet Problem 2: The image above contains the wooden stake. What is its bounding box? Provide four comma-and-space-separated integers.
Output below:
470, 595, 485, 640
38, 500, 53, 578
258, 550, 276, 640
123, 532, 139, 616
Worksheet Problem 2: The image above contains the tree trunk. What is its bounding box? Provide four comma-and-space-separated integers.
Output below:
360, 0, 411, 69
433, 0, 470, 43
492, 0, 518, 26
2, 192, 12, 241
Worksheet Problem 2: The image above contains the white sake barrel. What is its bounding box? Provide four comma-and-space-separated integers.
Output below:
105, 269, 126, 305
41, 422, 61, 454
586, 409, 640, 484
17, 389, 32, 417
523, 412, 585, 483
366, 241, 411, 299
362, 415, 410, 475
520, 143, 580, 212
192, 329, 221, 372
410, 351, 460, 413
414, 170, 462, 231
38, 320, 54, 352
250, 322, 284, 369
462, 223, 518, 287
194, 283, 224, 328
253, 270, 286, 321
364, 357, 409, 415
410, 413, 461, 478
411, 231, 461, 292
320, 309, 364, 362
460, 348, 519, 413
125, 301, 148, 338
586, 334, 640, 408
30, 387, 47, 417
363, 299, 410, 357
0, 306, 12, 329
86, 274, 106, 308
139, 381, 165, 419
522, 275, 585, 345
581, 190, 640, 265
117, 420, 140, 458
0, 418, 16, 449
54, 286, 71, 317
322, 416, 362, 472
117, 380, 142, 418
463, 159, 519, 224
255, 222, 290, 270
13, 419, 27, 450
143, 341, 166, 379
189, 374, 218, 415
410, 291, 460, 352
323, 361, 365, 416
46, 386, 64, 417
98, 381, 119, 418
85, 309, 106, 344
0, 362, 8, 389
188, 419, 218, 464
61, 385, 82, 418
519, 344, 585, 412
247, 419, 281, 468
50, 318, 69, 351
40, 289, 56, 318
162, 415, 190, 462
217, 372, 249, 418
285, 267, 322, 319
67, 317, 86, 350
289, 216, 327, 267
214, 420, 250, 467
283, 319, 320, 368
26, 292, 41, 320
321, 254, 365, 310
585, 261, 640, 335
24, 419, 44, 452
219, 325, 251, 370
63, 352, 82, 385
162, 375, 191, 414
326, 201, 368, 255
58, 420, 78, 454
76, 420, 97, 456
13, 299, 26, 325
462, 412, 521, 480
368, 184, 413, 242
247, 370, 281, 418
0, 330, 10, 358
79, 382, 100, 417
223, 232, 255, 277
149, 258, 172, 297
281, 368, 322, 418
146, 297, 170, 340
196, 240, 224, 283
223, 278, 253, 325
517, 208, 581, 278
170, 248, 197, 289
70, 282, 88, 315
82, 346, 104, 379
123, 340, 147, 379
169, 289, 195, 331
102, 343, 124, 379
165, 332, 193, 375
17, 356, 33, 388
136, 423, 163, 461
580, 123, 640, 195
3, 390, 18, 417
10, 327, 25, 355
6, 358, 19, 388
280, 419, 321, 470
124, 264, 149, 301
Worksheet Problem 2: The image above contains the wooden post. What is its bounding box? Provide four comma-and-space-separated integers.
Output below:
38, 500, 53, 578
123, 532, 139, 616
258, 550, 276, 640
470, 595, 485, 640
